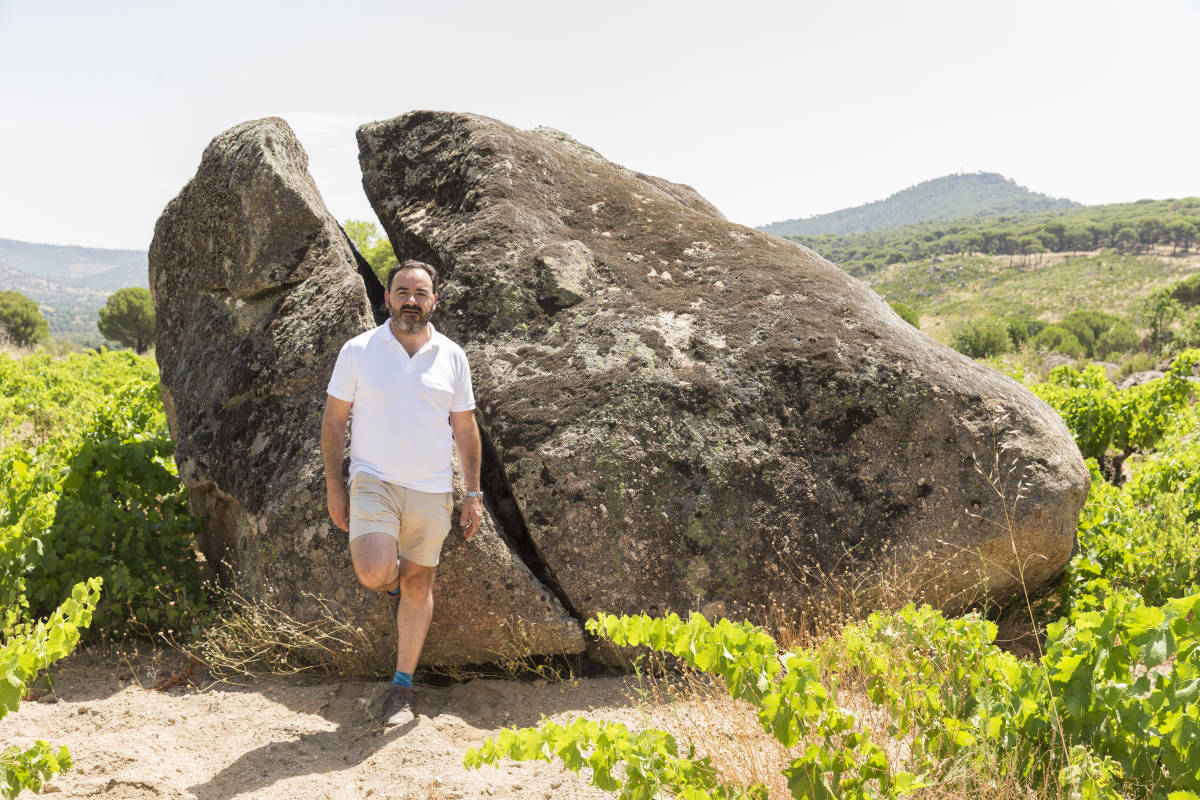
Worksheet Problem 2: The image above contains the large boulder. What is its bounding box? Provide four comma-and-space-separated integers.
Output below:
358, 111, 1090, 624
149, 117, 582, 667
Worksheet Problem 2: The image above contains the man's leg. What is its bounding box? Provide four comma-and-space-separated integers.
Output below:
348, 532, 401, 593
394, 557, 435, 674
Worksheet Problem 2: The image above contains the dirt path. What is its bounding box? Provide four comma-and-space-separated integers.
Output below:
0, 650, 657, 800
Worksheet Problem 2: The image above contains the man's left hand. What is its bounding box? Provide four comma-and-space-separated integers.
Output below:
460, 496, 483, 540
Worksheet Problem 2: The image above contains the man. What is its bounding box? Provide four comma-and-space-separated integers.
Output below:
321, 259, 483, 726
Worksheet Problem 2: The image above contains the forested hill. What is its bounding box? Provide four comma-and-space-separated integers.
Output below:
0, 238, 147, 293
760, 173, 1078, 236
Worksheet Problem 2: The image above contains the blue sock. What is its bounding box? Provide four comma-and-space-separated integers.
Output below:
387, 586, 401, 596
392, 670, 413, 688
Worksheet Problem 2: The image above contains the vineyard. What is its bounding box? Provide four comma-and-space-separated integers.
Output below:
0, 350, 210, 798
1, 348, 1199, 799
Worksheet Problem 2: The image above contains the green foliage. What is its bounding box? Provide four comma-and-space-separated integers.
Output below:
0, 351, 211, 640
470, 600, 1200, 799
887, 300, 919, 328
1, 578, 101, 799
343, 219, 398, 283
1094, 319, 1141, 360
1004, 316, 1029, 347
97, 287, 155, 354
24, 380, 208, 636
468, 611, 926, 799
951, 316, 1010, 358
1032, 351, 1198, 459
1171, 273, 1200, 308
0, 292, 48, 348
1068, 460, 1200, 611
465, 716, 754, 800
848, 595, 1200, 796
1033, 324, 1086, 358
1143, 288, 1182, 355
1060, 310, 1132, 359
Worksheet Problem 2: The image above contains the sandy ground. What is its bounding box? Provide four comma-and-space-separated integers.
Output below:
0, 649, 662, 800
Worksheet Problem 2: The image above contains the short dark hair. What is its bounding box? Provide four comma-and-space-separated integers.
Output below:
387, 259, 439, 294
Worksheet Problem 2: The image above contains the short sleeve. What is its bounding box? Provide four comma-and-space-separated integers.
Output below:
450, 351, 475, 413
326, 340, 358, 402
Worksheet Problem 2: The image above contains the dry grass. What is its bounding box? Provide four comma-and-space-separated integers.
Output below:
181, 588, 388, 679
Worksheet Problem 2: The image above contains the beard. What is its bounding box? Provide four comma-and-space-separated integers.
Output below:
389, 302, 432, 334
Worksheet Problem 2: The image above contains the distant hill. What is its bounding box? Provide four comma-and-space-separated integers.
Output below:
0, 238, 147, 292
760, 173, 1079, 236
0, 238, 148, 342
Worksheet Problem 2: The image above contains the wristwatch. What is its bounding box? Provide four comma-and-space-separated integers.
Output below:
464, 490, 484, 499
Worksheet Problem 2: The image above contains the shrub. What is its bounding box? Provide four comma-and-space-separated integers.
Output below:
1118, 351, 1159, 378
1004, 316, 1029, 347
1, 351, 212, 641
1094, 319, 1141, 360
1171, 273, 1200, 308
1032, 324, 1085, 358
22, 378, 210, 638
951, 317, 1010, 358
888, 301, 919, 328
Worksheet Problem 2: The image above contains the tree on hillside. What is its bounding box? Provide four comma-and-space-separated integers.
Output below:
1168, 219, 1197, 255
98, 287, 155, 353
0, 290, 49, 347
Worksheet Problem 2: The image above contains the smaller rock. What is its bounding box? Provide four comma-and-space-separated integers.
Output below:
533, 240, 593, 310
1117, 370, 1165, 390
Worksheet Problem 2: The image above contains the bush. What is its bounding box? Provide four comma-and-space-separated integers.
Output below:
951, 317, 1010, 358
1004, 316, 1029, 347
1171, 273, 1200, 308
1094, 319, 1141, 360
1118, 351, 1159, 378
23, 378, 210, 638
888, 301, 919, 328
1067, 460, 1200, 609
1032, 324, 1085, 358
1, 351, 212, 641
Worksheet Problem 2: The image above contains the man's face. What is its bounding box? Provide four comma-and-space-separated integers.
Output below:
387, 268, 437, 335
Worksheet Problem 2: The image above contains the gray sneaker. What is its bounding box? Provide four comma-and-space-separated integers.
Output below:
381, 684, 414, 726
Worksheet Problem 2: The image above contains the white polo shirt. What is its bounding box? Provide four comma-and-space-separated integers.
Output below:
327, 322, 475, 493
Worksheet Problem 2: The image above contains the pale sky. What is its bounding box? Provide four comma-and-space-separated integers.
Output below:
2, 0, 1199, 251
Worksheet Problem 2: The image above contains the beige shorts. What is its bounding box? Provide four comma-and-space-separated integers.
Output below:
348, 473, 453, 567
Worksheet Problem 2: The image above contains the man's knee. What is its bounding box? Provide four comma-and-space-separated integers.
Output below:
349, 532, 401, 591
352, 566, 396, 597
397, 564, 435, 599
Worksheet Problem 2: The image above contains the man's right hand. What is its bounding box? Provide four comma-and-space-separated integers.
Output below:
327, 482, 350, 531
